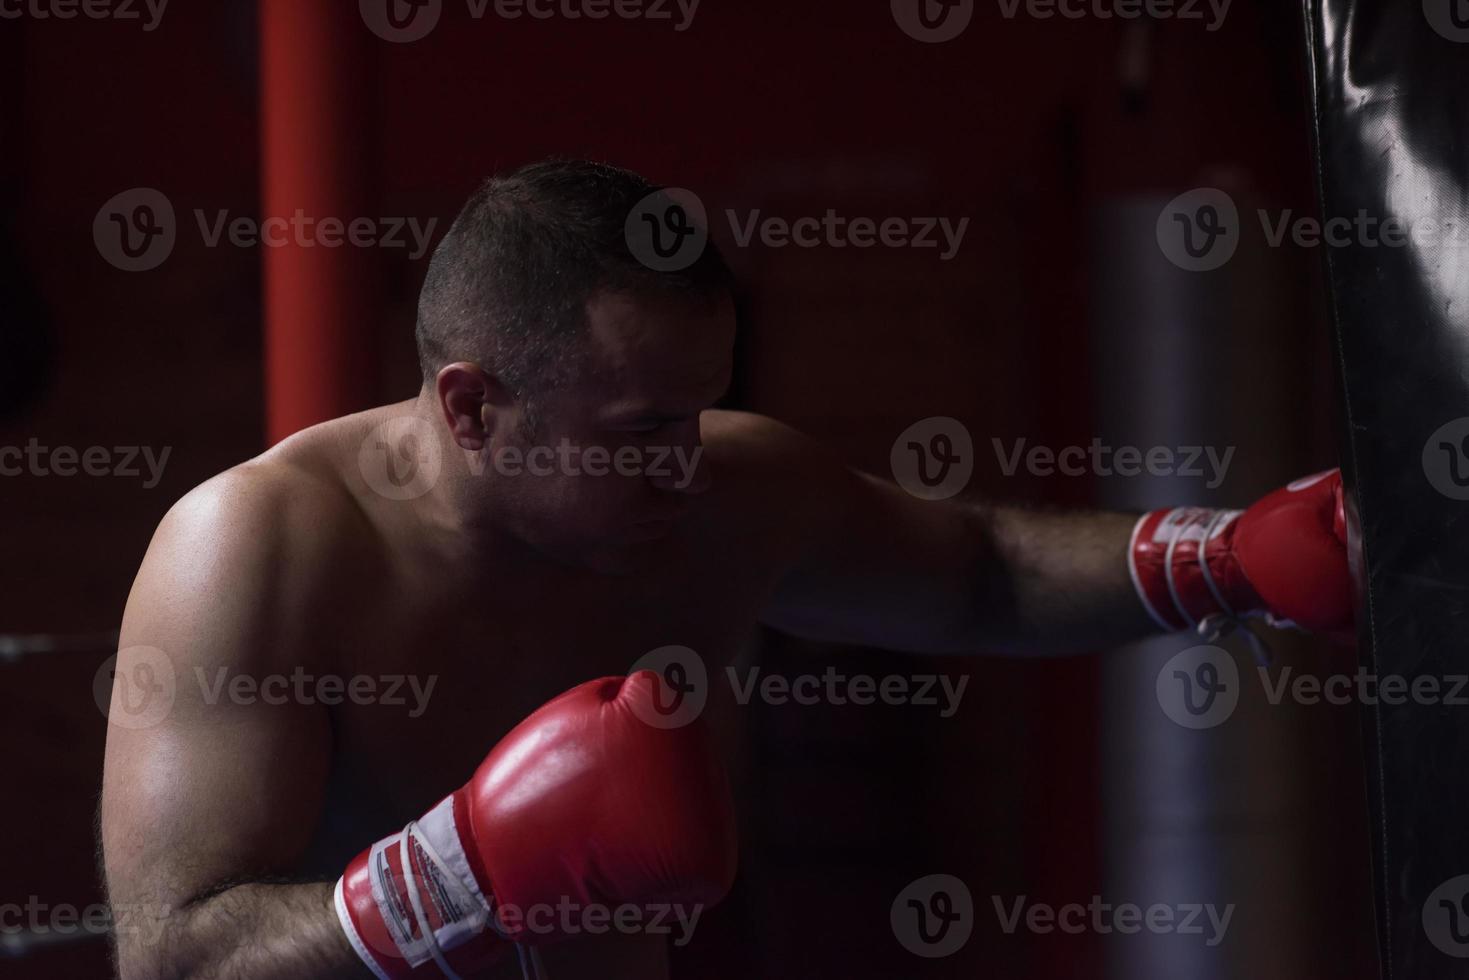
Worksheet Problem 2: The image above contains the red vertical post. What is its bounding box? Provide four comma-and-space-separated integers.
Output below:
259, 1, 375, 444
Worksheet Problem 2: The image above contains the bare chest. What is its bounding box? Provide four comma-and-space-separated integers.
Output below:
307, 551, 765, 861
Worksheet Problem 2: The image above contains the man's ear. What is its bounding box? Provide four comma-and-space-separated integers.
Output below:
435, 362, 514, 451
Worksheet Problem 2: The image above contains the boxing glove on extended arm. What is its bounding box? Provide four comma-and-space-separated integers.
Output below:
1128, 468, 1355, 640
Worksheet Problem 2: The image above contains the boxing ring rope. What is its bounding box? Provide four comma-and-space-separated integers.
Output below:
0, 631, 118, 663
0, 918, 110, 959
0, 630, 118, 960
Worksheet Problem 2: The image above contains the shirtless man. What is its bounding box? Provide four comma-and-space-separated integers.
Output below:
99, 160, 1355, 979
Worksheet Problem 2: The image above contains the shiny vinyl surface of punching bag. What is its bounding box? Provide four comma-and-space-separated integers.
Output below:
1302, 3, 1469, 977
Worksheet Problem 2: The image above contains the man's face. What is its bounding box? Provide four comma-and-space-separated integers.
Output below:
489, 288, 736, 571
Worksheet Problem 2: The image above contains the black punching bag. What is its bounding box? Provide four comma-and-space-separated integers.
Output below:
1303, 3, 1469, 977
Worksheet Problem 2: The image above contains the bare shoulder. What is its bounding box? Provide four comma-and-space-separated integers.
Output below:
123, 429, 372, 673
155, 450, 361, 585
695, 410, 861, 565
158, 459, 325, 551
699, 409, 845, 475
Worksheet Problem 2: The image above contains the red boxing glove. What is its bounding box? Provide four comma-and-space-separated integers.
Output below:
1129, 468, 1354, 640
335, 672, 738, 979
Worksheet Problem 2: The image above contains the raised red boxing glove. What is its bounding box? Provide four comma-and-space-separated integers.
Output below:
1128, 468, 1354, 639
335, 671, 738, 979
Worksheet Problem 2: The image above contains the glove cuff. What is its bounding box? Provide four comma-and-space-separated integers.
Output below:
335, 795, 502, 978
1130, 506, 1248, 631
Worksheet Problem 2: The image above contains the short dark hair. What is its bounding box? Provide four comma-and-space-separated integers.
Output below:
415, 160, 732, 412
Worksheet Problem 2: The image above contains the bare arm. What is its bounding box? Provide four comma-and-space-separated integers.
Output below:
100, 471, 366, 979
713, 413, 1159, 655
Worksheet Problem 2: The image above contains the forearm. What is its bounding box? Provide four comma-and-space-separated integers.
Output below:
117, 882, 364, 980
768, 449, 1350, 655
965, 502, 1158, 655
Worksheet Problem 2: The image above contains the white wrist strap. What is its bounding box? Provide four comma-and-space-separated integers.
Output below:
1161, 510, 1199, 629
1195, 508, 1238, 618
393, 808, 548, 980
339, 792, 555, 980
394, 822, 550, 980
399, 819, 474, 980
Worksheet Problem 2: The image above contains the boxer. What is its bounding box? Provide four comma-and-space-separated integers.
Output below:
99, 160, 1353, 979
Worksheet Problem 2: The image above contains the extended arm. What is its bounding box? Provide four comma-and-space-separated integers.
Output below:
763, 460, 1154, 655
729, 414, 1352, 655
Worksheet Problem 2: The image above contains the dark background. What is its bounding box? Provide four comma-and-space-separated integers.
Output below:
0, 2, 1372, 977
